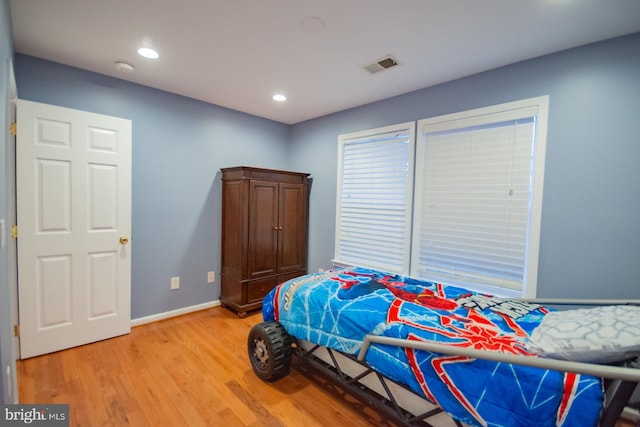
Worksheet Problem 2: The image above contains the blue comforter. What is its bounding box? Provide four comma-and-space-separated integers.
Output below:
262, 267, 603, 427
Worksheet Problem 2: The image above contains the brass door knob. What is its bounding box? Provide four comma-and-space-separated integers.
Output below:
119, 236, 129, 244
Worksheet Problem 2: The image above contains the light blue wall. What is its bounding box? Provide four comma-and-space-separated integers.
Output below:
292, 32, 640, 300
0, 0, 15, 404
14, 55, 292, 319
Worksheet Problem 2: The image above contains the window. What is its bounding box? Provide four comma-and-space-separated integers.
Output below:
334, 97, 548, 297
334, 122, 415, 274
412, 97, 549, 297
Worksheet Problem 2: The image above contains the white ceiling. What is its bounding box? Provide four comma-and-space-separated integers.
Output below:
9, 0, 640, 124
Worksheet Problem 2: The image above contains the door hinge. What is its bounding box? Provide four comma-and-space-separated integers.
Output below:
14, 325, 19, 337
10, 122, 16, 136
10, 225, 18, 239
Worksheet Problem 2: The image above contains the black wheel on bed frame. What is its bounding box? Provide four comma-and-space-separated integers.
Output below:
248, 321, 293, 382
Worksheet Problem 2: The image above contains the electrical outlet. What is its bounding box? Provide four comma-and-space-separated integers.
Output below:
207, 271, 215, 283
171, 276, 180, 290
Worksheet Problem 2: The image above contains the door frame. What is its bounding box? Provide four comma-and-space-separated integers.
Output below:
7, 57, 19, 402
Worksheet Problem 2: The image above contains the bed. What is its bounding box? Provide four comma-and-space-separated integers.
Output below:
247, 267, 640, 427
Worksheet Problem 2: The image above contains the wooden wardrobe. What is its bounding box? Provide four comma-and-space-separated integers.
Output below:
220, 166, 310, 317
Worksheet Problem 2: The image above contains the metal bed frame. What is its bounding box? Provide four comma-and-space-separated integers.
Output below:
359, 337, 638, 427
293, 339, 466, 427
249, 298, 640, 427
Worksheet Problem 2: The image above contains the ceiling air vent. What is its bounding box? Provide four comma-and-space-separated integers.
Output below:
364, 55, 398, 74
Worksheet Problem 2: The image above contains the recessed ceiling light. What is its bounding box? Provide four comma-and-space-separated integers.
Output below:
137, 47, 159, 59
273, 94, 287, 102
114, 61, 135, 73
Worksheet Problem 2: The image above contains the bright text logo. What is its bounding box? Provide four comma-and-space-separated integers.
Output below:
1, 405, 69, 426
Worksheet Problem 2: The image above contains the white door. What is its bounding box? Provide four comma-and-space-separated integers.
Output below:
16, 100, 132, 359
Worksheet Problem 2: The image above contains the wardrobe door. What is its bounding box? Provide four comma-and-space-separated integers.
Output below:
247, 179, 279, 279
277, 182, 307, 274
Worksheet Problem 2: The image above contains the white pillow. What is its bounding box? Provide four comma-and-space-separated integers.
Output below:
527, 305, 640, 363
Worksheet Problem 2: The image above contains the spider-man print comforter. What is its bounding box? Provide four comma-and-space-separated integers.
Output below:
262, 267, 603, 427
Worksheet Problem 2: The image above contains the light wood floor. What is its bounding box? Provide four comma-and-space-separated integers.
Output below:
18, 307, 401, 426
18, 307, 636, 427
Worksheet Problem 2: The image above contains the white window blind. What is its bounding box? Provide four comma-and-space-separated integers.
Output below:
412, 98, 548, 297
334, 123, 415, 274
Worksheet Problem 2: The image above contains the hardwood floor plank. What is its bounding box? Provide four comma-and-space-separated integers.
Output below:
17, 307, 635, 427
69, 345, 118, 427
225, 379, 285, 427
17, 352, 35, 402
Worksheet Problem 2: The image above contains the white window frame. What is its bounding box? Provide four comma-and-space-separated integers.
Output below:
334, 122, 416, 274
333, 96, 548, 298
412, 96, 549, 297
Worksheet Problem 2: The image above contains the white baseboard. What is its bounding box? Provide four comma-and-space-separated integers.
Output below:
131, 300, 221, 327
